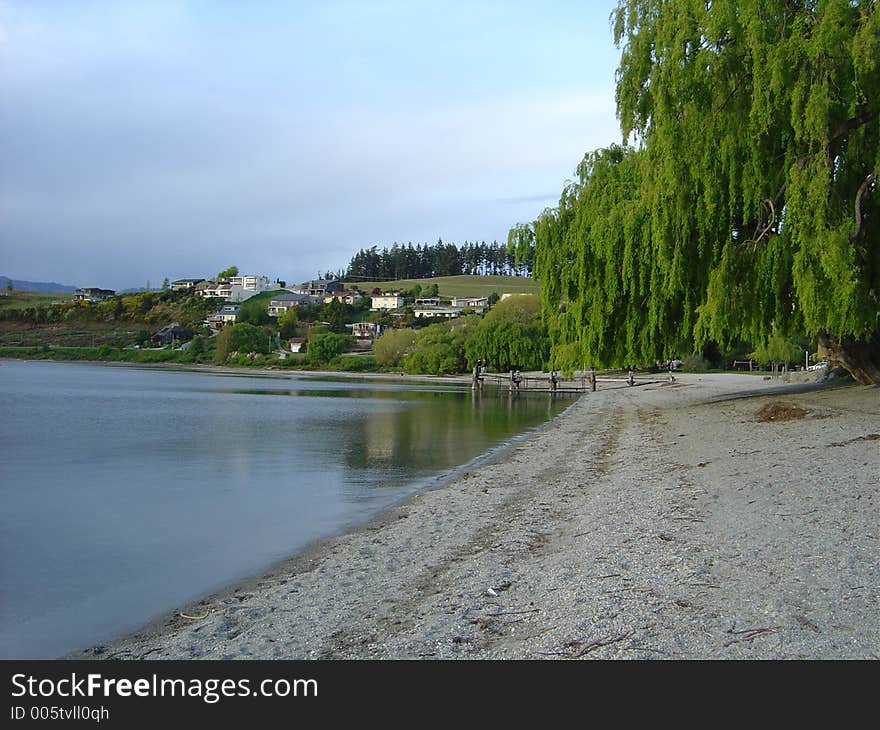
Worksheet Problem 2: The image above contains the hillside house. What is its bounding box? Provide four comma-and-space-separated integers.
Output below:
371, 293, 404, 310
205, 305, 240, 329
451, 296, 488, 312
350, 322, 380, 338
229, 275, 271, 293
323, 289, 365, 305
74, 288, 116, 302
268, 292, 317, 316
293, 279, 343, 297
171, 278, 205, 292
200, 281, 233, 299
150, 323, 194, 346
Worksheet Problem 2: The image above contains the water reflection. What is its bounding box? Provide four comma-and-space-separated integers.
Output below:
0, 360, 572, 658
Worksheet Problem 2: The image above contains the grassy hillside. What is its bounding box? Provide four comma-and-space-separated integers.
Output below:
233, 289, 287, 321
0, 290, 74, 310
343, 275, 538, 298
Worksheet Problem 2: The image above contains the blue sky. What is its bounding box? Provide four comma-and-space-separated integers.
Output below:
0, 0, 623, 289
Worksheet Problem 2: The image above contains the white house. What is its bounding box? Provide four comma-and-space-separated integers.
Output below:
229, 275, 271, 292
371, 293, 404, 310
414, 297, 441, 307
200, 275, 272, 302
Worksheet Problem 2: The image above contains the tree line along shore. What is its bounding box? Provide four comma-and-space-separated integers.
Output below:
0, 274, 829, 378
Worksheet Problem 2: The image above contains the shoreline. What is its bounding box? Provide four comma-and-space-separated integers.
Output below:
70, 372, 878, 660
1, 355, 480, 387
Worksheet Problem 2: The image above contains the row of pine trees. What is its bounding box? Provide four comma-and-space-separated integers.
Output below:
344, 239, 533, 281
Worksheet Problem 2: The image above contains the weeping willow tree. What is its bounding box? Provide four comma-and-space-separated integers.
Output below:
511, 0, 879, 382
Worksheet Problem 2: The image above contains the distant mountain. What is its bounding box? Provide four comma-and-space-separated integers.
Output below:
0, 276, 77, 293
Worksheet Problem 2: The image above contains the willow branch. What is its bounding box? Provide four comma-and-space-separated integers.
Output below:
851, 171, 876, 241
827, 107, 880, 171
830, 107, 879, 144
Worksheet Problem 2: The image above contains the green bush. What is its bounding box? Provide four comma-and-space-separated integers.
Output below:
307, 333, 351, 364
230, 322, 272, 355
373, 328, 416, 366
403, 342, 461, 375
336, 355, 378, 372
681, 355, 710, 372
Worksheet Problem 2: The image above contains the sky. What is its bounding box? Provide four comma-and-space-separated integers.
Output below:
0, 0, 623, 290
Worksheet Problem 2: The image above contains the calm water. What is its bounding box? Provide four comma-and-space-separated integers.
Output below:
0, 359, 570, 658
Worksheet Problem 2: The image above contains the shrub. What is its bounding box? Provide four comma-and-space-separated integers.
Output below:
373, 328, 416, 366
681, 355, 710, 372
307, 333, 351, 364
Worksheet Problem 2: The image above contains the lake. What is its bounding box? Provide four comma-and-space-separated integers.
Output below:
0, 359, 571, 658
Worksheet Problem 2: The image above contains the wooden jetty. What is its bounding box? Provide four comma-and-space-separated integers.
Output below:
473, 369, 671, 393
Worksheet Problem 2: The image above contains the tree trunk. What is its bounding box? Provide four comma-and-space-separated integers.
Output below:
817, 331, 880, 385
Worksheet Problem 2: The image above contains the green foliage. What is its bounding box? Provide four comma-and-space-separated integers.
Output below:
343, 275, 539, 299
0, 345, 190, 364
0, 290, 216, 331
277, 308, 298, 339
373, 328, 417, 366
680, 355, 711, 373
322, 298, 351, 333
400, 321, 474, 375
217, 266, 239, 280
230, 323, 272, 355
186, 335, 206, 363
465, 320, 548, 372
134, 329, 151, 346
235, 290, 285, 326
307, 332, 351, 364
748, 326, 803, 365
213, 325, 233, 364
335, 355, 378, 372
518, 1, 880, 372
462, 293, 548, 370
484, 294, 542, 325
346, 240, 530, 279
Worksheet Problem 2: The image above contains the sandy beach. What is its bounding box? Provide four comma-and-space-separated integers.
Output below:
73, 371, 879, 660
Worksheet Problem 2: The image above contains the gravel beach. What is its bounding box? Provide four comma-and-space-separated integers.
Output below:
75, 372, 879, 660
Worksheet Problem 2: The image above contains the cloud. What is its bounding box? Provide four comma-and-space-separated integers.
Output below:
0, 0, 623, 287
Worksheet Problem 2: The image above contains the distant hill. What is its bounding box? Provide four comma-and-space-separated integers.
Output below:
343, 274, 539, 299
0, 276, 77, 293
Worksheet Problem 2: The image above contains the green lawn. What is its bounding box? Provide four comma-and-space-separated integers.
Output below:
0, 290, 74, 310
232, 289, 287, 319
343, 275, 539, 298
